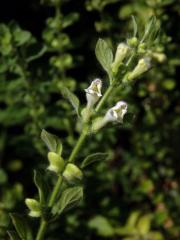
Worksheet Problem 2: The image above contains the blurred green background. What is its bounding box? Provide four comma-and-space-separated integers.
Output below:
0, 0, 180, 239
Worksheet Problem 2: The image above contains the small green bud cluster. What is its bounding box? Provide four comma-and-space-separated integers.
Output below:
127, 37, 138, 47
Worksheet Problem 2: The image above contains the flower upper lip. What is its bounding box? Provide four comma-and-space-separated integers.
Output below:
85, 78, 102, 97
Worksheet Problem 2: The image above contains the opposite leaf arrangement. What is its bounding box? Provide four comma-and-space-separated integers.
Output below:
9, 17, 164, 240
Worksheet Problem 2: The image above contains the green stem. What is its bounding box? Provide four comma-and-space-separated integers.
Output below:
48, 175, 63, 207
35, 220, 47, 240
35, 85, 114, 240
35, 177, 63, 240
68, 129, 88, 163
95, 84, 114, 112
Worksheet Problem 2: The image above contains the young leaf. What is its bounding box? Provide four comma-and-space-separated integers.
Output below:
52, 186, 83, 215
33, 170, 46, 205
141, 16, 157, 43
95, 38, 113, 75
7, 231, 21, 240
10, 214, 33, 240
131, 15, 138, 37
41, 129, 62, 154
61, 87, 80, 116
81, 152, 109, 169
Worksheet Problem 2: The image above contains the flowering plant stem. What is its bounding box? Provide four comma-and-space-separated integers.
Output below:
95, 84, 114, 112
35, 84, 114, 240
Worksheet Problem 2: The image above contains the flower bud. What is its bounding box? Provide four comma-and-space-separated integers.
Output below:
47, 152, 65, 174
138, 43, 146, 54
63, 163, 83, 184
104, 101, 128, 123
85, 79, 102, 108
111, 43, 130, 74
127, 37, 138, 47
127, 57, 151, 81
25, 198, 41, 218
152, 52, 166, 63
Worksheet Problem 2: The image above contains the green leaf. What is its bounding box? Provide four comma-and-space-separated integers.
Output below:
10, 214, 33, 240
136, 214, 152, 235
126, 211, 140, 227
131, 15, 138, 37
7, 231, 21, 240
81, 152, 109, 169
115, 226, 137, 236
95, 38, 113, 75
52, 186, 83, 215
33, 170, 46, 205
141, 16, 159, 44
61, 87, 80, 116
62, 13, 79, 28
13, 28, 31, 46
88, 215, 114, 237
41, 129, 62, 154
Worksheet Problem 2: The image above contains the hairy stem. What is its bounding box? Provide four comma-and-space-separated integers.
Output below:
68, 129, 88, 163
95, 84, 114, 112
35, 84, 114, 240
48, 176, 63, 207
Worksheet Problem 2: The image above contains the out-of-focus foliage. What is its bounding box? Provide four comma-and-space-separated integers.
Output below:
0, 0, 179, 239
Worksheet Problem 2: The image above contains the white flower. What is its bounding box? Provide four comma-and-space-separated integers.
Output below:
85, 78, 102, 108
105, 101, 128, 123
91, 101, 128, 133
